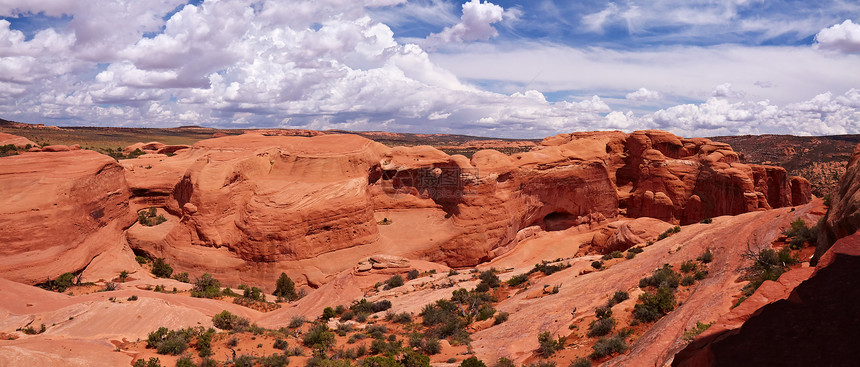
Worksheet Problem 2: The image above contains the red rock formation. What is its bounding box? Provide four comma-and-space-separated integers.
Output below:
815, 144, 860, 263
0, 150, 135, 283
790, 176, 812, 206
0, 132, 37, 148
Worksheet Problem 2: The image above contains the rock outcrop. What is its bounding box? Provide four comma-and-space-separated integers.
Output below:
815, 144, 860, 263
1, 130, 810, 289
0, 132, 37, 148
0, 150, 135, 283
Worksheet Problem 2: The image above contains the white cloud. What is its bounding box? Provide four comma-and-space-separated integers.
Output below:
582, 3, 618, 33
712, 83, 745, 99
626, 87, 662, 101
815, 19, 860, 54
424, 0, 510, 49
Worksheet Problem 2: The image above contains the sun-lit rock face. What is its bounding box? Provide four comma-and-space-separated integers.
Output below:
0, 130, 809, 288
0, 149, 135, 283
815, 144, 860, 263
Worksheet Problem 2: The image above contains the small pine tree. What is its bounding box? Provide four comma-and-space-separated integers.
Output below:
273, 272, 298, 301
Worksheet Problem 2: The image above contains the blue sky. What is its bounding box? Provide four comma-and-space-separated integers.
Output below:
0, 0, 859, 138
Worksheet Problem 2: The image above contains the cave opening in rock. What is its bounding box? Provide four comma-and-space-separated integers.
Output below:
542, 211, 577, 231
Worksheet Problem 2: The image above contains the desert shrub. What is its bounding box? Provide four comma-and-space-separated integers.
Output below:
628, 247, 644, 254
42, 272, 76, 292
151, 258, 173, 278
171, 272, 190, 283
537, 332, 565, 357
526, 362, 556, 367
190, 273, 221, 299
682, 321, 714, 342
176, 356, 195, 367
133, 357, 163, 367
321, 307, 337, 321
700, 218, 713, 224
392, 312, 412, 324
680, 260, 697, 273
633, 287, 676, 323
594, 306, 612, 319
146, 327, 196, 356
136, 255, 149, 265
372, 300, 393, 313
460, 357, 487, 367
681, 276, 695, 286
128, 295, 139, 301
698, 248, 713, 263
610, 251, 624, 259
587, 317, 615, 337
422, 337, 441, 355
570, 358, 591, 367
212, 310, 249, 331
400, 350, 430, 367
495, 357, 516, 367
476, 305, 496, 322
506, 273, 529, 287
638, 265, 680, 289
370, 338, 398, 354
156, 334, 187, 355
407, 269, 420, 280
608, 291, 629, 306
289, 316, 306, 328
361, 356, 401, 367
493, 311, 509, 325
259, 353, 290, 367
340, 311, 354, 321
137, 208, 167, 227
274, 272, 298, 301
303, 323, 335, 350
198, 328, 215, 357
273, 338, 289, 350
103, 282, 118, 291
478, 269, 501, 288
234, 355, 256, 367
590, 333, 627, 359
384, 275, 404, 289
694, 270, 708, 280
531, 261, 570, 276
226, 337, 239, 347
366, 324, 388, 339
591, 261, 603, 269
625, 251, 636, 259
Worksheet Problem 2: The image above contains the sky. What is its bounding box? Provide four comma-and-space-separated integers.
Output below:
0, 0, 859, 138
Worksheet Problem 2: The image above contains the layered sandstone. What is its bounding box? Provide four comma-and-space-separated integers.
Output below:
0, 150, 135, 283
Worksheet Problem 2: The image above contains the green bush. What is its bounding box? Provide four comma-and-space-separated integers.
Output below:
289, 316, 305, 328
274, 272, 299, 301
191, 273, 221, 299
138, 207, 167, 227
698, 248, 713, 263
259, 353, 290, 367
273, 338, 289, 350
531, 261, 570, 276
493, 311, 509, 325
639, 265, 680, 289
460, 357, 487, 367
198, 328, 214, 357
133, 357, 163, 367
234, 355, 256, 367
680, 260, 697, 273
321, 307, 337, 321
608, 291, 629, 306
587, 317, 615, 337
591, 261, 603, 269
633, 287, 676, 323
681, 276, 695, 286
594, 306, 612, 319
151, 258, 173, 278
176, 356, 195, 367
570, 358, 592, 367
407, 269, 420, 280
212, 310, 249, 331
385, 275, 405, 289
506, 273, 529, 287
303, 323, 335, 350
478, 269, 501, 288
400, 350, 430, 367
590, 333, 627, 359
537, 332, 565, 357
495, 357, 516, 367
361, 356, 401, 367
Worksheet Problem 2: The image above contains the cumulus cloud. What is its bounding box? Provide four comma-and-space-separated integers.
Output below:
424, 0, 511, 48
815, 19, 860, 54
712, 83, 745, 99
626, 87, 661, 101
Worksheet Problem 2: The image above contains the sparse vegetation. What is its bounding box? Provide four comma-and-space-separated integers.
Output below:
739, 247, 799, 300
384, 275, 405, 290
531, 261, 571, 276
590, 333, 628, 359
211, 310, 249, 331
537, 331, 565, 357
587, 317, 615, 337
190, 273, 221, 299
783, 218, 819, 249
273, 272, 299, 301
507, 273, 530, 287
633, 286, 676, 323
683, 321, 713, 342
303, 323, 336, 350
138, 207, 167, 227
151, 258, 173, 278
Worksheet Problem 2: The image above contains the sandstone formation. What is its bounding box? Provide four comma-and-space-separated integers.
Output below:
673, 231, 860, 367
815, 144, 860, 263
0, 149, 135, 284
0, 130, 811, 290
0, 132, 37, 148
